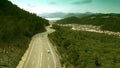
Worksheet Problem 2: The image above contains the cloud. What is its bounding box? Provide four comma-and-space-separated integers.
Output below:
48, 0, 92, 5
72, 0, 92, 4
27, 4, 36, 7
49, 2, 57, 5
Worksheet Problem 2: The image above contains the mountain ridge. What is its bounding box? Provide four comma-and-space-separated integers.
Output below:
38, 12, 92, 18
55, 14, 120, 32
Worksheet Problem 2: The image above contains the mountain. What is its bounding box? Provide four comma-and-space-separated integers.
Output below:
39, 12, 66, 18
64, 12, 92, 18
55, 14, 120, 32
0, 0, 49, 68
38, 12, 92, 18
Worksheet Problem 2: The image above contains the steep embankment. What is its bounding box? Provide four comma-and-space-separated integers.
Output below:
0, 0, 49, 68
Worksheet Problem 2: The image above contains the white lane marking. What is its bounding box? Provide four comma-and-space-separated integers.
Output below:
48, 56, 50, 68
48, 57, 49, 61
47, 37, 56, 68
38, 52, 40, 68
24, 40, 35, 68
39, 52, 43, 68
48, 65, 50, 68
32, 55, 36, 65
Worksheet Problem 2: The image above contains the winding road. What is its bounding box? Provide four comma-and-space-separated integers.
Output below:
17, 25, 61, 68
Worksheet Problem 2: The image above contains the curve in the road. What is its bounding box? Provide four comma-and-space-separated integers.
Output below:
17, 25, 61, 68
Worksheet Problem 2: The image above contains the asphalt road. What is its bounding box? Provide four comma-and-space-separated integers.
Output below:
21, 26, 61, 68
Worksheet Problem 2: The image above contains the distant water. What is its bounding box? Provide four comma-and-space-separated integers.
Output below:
45, 18, 62, 20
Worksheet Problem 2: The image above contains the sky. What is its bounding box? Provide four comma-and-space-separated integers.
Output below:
10, 0, 120, 14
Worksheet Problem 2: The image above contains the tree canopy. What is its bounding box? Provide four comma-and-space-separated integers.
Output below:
49, 25, 120, 68
0, 0, 49, 67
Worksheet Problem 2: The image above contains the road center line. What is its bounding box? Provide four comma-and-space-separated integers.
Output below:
39, 37, 43, 68
47, 37, 56, 68
39, 52, 43, 68
48, 57, 49, 61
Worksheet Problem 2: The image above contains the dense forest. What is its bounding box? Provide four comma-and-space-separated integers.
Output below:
55, 14, 120, 32
49, 25, 120, 68
0, 0, 49, 68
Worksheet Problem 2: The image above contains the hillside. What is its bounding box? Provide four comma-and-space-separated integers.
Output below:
0, 0, 49, 68
49, 25, 120, 68
55, 14, 120, 32
55, 16, 80, 24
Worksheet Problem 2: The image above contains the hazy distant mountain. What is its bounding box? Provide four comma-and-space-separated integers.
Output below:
38, 12, 93, 18
65, 12, 92, 18
39, 12, 66, 18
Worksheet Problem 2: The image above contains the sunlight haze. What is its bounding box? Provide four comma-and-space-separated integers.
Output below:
10, 0, 120, 14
